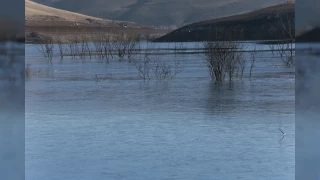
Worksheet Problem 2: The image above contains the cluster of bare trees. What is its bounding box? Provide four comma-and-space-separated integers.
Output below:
65, 34, 92, 59
132, 42, 183, 81
277, 12, 295, 67
203, 41, 247, 82
36, 38, 54, 64
272, 3, 295, 67
35, 31, 184, 81
203, 26, 248, 83
36, 30, 141, 63
112, 32, 140, 60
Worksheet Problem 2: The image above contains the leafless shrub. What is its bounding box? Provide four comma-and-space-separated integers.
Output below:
37, 38, 54, 64
103, 31, 113, 61
249, 45, 258, 79
153, 61, 171, 80
79, 33, 92, 59
276, 41, 295, 67
204, 41, 245, 82
66, 33, 92, 59
236, 51, 246, 79
109, 31, 141, 60
152, 58, 183, 80
133, 54, 152, 81
57, 38, 65, 60
132, 42, 155, 81
126, 33, 141, 60
113, 32, 128, 59
93, 37, 104, 59
132, 41, 183, 81
68, 35, 80, 59
276, 6, 295, 67
204, 41, 226, 82
93, 29, 139, 61
224, 48, 239, 81
203, 26, 246, 82
171, 59, 184, 79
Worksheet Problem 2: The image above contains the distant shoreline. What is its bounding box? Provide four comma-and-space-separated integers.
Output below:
25, 25, 172, 44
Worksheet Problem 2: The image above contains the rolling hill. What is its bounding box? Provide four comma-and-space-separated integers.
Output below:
25, 0, 170, 43
32, 0, 288, 27
25, 0, 139, 28
155, 2, 295, 42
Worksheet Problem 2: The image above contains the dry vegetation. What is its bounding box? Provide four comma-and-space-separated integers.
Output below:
276, 11, 295, 67
36, 38, 54, 64
33, 24, 292, 83
132, 42, 183, 81
249, 45, 258, 79
203, 26, 248, 83
267, 3, 295, 67
34, 31, 184, 81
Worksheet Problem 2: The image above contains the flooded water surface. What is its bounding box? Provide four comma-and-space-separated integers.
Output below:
26, 42, 295, 180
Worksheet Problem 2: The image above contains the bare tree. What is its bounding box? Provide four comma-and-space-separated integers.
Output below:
103, 31, 113, 61
68, 36, 79, 59
152, 59, 170, 80
133, 40, 183, 81
204, 41, 227, 82
79, 33, 92, 59
113, 32, 129, 59
276, 4, 295, 67
203, 26, 246, 82
93, 35, 104, 59
57, 37, 65, 60
37, 38, 54, 64
133, 54, 152, 81
171, 59, 184, 79
236, 51, 246, 79
127, 32, 141, 61
204, 41, 245, 82
152, 58, 183, 80
249, 45, 258, 79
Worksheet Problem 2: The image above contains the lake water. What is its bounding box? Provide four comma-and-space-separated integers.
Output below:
26, 42, 295, 180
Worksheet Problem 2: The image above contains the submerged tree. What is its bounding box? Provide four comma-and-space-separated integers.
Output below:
203, 26, 246, 83
37, 37, 54, 64
275, 2, 295, 67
